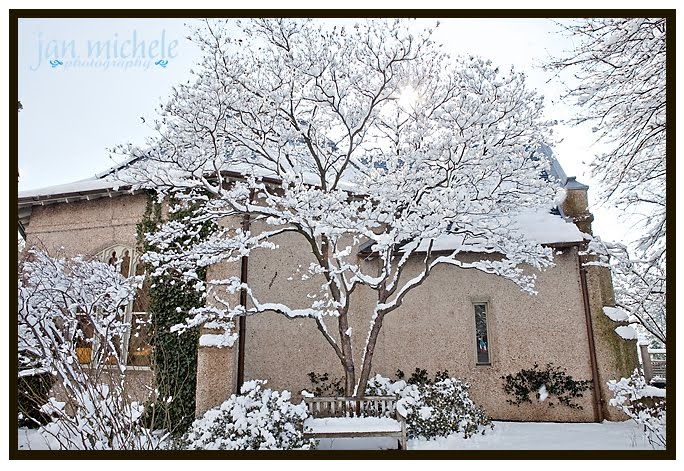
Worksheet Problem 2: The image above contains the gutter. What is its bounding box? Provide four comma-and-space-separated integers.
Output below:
577, 249, 604, 422
16, 168, 349, 209
236, 192, 254, 393
18, 185, 137, 206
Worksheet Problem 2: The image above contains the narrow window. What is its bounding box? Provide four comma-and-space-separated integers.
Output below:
94, 246, 152, 367
74, 314, 94, 364
128, 259, 151, 366
474, 303, 490, 364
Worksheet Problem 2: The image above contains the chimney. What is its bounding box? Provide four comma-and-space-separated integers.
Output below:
561, 176, 594, 235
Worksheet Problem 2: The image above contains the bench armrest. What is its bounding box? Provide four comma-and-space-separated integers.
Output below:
394, 400, 408, 421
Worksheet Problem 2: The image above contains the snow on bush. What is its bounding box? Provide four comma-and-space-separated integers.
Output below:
365, 373, 492, 439
603, 306, 629, 322
39, 385, 153, 450
608, 369, 666, 449
614, 325, 638, 340
179, 380, 315, 450
17, 248, 159, 450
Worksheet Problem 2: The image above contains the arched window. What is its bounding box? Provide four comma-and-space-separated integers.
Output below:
76, 245, 152, 368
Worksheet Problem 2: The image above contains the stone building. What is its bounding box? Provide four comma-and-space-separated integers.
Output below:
18, 148, 638, 423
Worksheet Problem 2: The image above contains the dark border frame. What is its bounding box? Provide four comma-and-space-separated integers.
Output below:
10, 8, 676, 460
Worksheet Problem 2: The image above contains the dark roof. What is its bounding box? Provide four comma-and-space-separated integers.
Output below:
538, 143, 589, 190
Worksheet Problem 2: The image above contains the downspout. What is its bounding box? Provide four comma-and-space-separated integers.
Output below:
236, 207, 252, 392
577, 248, 604, 422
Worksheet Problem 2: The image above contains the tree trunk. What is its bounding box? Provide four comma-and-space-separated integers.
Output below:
342, 358, 356, 397
355, 311, 385, 397
337, 307, 356, 396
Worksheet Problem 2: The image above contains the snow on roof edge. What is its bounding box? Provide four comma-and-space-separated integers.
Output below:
18, 178, 131, 201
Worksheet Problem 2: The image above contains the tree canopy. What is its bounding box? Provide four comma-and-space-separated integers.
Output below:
546, 18, 667, 344
119, 19, 565, 395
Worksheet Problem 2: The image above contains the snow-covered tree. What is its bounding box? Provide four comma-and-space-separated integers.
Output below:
587, 237, 665, 345
18, 248, 158, 450
608, 369, 666, 449
119, 19, 563, 396
546, 18, 666, 343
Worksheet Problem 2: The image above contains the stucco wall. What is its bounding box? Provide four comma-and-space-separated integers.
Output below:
22, 192, 635, 423
24, 193, 147, 256
242, 227, 598, 422
584, 263, 638, 421
561, 186, 638, 421
195, 245, 242, 415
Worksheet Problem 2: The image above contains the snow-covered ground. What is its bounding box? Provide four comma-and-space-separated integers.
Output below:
18, 420, 659, 451
409, 420, 658, 450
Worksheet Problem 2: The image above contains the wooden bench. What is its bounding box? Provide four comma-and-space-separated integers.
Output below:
303, 396, 407, 450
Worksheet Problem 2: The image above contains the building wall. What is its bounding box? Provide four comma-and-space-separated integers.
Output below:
195, 250, 242, 415
242, 226, 598, 422
562, 186, 638, 421
22, 192, 636, 422
583, 262, 638, 421
24, 193, 147, 256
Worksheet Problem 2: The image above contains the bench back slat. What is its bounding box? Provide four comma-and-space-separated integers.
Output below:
304, 396, 399, 419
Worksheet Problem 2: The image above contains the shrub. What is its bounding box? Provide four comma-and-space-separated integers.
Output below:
40, 384, 154, 450
18, 249, 159, 450
395, 367, 450, 385
137, 193, 210, 436
501, 363, 591, 409
178, 380, 315, 450
18, 370, 54, 428
306, 371, 344, 397
366, 371, 492, 440
608, 369, 666, 449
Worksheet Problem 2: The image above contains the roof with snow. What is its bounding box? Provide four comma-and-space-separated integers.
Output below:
358, 207, 584, 256
18, 145, 588, 245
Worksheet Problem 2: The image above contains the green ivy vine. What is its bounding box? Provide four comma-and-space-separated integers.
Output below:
501, 362, 592, 410
137, 191, 213, 435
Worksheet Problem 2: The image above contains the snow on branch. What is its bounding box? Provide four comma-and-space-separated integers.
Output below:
546, 19, 666, 342
585, 235, 665, 345
116, 18, 571, 395
18, 248, 159, 450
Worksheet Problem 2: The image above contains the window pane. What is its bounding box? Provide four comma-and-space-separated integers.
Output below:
102, 311, 124, 365
127, 312, 152, 366
132, 261, 150, 312
475, 304, 490, 364
74, 315, 94, 364
105, 334, 123, 365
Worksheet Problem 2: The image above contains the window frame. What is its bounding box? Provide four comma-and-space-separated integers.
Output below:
472, 301, 492, 366
76, 245, 152, 370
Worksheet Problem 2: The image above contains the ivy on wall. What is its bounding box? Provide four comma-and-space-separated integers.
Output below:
137, 192, 213, 435
501, 362, 592, 410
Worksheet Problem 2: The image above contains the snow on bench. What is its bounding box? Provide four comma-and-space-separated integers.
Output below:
303, 396, 407, 450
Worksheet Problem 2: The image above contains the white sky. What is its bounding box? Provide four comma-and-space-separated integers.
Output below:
16, 16, 652, 244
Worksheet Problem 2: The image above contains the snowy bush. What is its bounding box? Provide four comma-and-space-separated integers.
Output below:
18, 248, 159, 450
608, 369, 666, 449
39, 385, 154, 450
366, 372, 492, 439
307, 371, 344, 397
18, 370, 54, 427
179, 380, 316, 450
